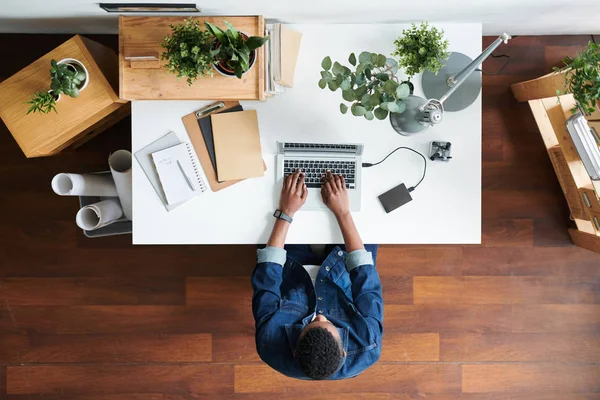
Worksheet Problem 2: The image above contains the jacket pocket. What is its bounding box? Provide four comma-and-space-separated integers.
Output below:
279, 299, 308, 315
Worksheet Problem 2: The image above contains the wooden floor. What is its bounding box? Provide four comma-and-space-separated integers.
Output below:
1, 33, 600, 399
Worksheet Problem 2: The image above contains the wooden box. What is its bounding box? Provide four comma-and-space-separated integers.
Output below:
0, 35, 129, 158
119, 16, 266, 101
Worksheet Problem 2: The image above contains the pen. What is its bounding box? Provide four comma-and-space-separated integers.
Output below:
177, 160, 195, 191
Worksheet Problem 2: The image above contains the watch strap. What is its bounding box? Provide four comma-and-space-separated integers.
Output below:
273, 209, 293, 223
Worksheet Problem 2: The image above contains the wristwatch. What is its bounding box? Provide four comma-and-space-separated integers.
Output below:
273, 209, 293, 223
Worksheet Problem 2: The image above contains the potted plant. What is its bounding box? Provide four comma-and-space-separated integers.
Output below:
160, 18, 215, 86
556, 41, 600, 114
205, 21, 269, 79
318, 52, 411, 121
392, 22, 450, 89
26, 58, 89, 114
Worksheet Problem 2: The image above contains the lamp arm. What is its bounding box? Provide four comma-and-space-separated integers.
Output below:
438, 33, 511, 105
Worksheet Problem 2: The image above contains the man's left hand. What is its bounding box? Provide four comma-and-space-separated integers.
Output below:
279, 170, 308, 218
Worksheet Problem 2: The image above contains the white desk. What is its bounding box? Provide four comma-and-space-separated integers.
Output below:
132, 23, 482, 244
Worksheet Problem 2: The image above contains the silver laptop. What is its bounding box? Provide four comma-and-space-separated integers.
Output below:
276, 142, 364, 211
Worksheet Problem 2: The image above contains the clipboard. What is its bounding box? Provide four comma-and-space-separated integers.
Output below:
182, 101, 267, 192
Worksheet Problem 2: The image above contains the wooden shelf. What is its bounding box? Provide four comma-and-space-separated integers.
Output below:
0, 35, 129, 158
118, 16, 266, 101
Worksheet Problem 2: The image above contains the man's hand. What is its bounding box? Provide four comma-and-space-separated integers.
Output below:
321, 170, 350, 219
279, 170, 307, 217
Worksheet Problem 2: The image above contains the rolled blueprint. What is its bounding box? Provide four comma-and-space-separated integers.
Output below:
109, 150, 133, 221
75, 199, 123, 231
51, 173, 118, 197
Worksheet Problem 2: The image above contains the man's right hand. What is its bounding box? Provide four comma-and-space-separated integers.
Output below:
321, 170, 350, 218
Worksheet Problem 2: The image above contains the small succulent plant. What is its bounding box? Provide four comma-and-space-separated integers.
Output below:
25, 59, 87, 115
392, 22, 450, 79
319, 52, 411, 121
205, 21, 269, 79
160, 18, 215, 86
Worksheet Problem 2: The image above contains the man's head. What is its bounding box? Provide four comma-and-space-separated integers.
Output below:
295, 315, 345, 379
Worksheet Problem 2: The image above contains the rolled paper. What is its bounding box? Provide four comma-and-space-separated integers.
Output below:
109, 150, 133, 221
75, 199, 123, 231
51, 173, 118, 197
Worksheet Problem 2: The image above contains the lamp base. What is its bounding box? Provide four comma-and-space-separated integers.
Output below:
421, 52, 481, 112
389, 94, 430, 136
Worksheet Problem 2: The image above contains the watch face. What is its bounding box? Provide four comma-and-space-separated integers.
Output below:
274, 210, 282, 218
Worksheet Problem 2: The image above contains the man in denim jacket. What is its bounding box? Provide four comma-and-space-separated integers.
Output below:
252, 170, 383, 380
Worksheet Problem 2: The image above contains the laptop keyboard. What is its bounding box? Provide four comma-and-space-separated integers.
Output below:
284, 159, 356, 189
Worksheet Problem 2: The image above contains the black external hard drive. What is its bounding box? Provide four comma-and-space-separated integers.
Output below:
378, 183, 413, 213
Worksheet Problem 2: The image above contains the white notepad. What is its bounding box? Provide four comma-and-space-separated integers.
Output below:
151, 143, 206, 206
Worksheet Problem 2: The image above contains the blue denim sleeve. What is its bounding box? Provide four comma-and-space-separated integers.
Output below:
251, 247, 286, 333
349, 262, 384, 345
345, 249, 374, 272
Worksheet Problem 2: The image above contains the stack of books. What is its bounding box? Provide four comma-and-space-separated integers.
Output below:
265, 23, 302, 97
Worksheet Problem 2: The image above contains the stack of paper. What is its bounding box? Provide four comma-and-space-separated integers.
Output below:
265, 23, 302, 96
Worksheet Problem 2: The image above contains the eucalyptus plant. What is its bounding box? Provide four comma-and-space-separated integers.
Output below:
160, 18, 215, 85
392, 22, 450, 79
318, 52, 411, 121
555, 41, 600, 114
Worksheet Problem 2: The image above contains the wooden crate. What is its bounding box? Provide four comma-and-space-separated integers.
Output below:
119, 16, 266, 101
0, 35, 129, 158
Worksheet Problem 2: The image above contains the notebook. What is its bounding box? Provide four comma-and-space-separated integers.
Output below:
277, 25, 302, 87
151, 143, 206, 205
198, 104, 244, 174
211, 110, 265, 182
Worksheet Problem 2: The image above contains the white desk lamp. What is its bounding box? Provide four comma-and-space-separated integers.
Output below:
390, 33, 512, 136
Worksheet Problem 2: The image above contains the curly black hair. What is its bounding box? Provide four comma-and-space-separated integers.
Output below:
296, 327, 344, 379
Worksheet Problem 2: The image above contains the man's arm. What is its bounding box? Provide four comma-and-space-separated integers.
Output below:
321, 171, 384, 341
252, 171, 307, 330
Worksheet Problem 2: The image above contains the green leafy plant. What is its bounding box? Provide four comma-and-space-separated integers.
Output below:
160, 18, 215, 86
319, 52, 411, 121
205, 21, 269, 79
25, 59, 86, 114
50, 59, 86, 98
26, 90, 58, 114
392, 22, 450, 79
555, 41, 600, 114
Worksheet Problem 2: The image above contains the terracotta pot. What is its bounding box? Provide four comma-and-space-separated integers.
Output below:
213, 32, 257, 77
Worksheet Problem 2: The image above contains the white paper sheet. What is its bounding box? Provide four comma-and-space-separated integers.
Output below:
51, 173, 118, 197
75, 199, 123, 231
109, 150, 133, 221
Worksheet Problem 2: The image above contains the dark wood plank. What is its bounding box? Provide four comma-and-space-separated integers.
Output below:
7, 365, 233, 395
0, 278, 185, 305
413, 276, 598, 304
10, 306, 253, 335
212, 334, 260, 363
380, 333, 439, 362
234, 364, 460, 394
481, 218, 534, 247
0, 333, 211, 363
186, 277, 252, 307
381, 276, 413, 304
441, 333, 600, 362
391, 394, 600, 400
384, 304, 600, 333
462, 364, 600, 393
5, 394, 392, 400
461, 247, 600, 276
377, 246, 462, 276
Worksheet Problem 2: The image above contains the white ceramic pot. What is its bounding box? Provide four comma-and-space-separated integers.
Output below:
48, 90, 61, 102
57, 58, 90, 92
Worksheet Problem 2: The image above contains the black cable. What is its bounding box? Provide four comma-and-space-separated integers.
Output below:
592, 34, 597, 44
362, 146, 427, 192
476, 53, 511, 75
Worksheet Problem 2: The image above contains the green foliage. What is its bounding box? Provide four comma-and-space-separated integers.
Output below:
26, 90, 58, 115
555, 41, 600, 114
206, 20, 269, 79
392, 22, 450, 79
25, 59, 87, 115
319, 52, 410, 121
160, 18, 215, 86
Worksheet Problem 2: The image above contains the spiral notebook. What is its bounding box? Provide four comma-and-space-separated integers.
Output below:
151, 143, 206, 206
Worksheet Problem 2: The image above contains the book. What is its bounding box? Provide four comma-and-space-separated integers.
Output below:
277, 24, 302, 87
211, 110, 265, 181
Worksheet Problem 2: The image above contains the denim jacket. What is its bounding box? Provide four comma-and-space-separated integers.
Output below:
251, 245, 384, 380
